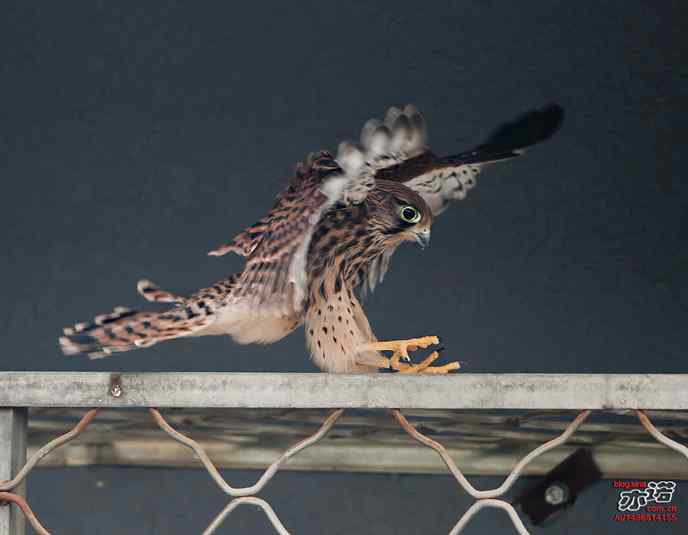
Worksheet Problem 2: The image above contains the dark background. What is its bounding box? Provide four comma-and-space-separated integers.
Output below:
1, 1, 687, 533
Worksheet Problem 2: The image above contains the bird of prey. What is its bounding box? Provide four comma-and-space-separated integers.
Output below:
60, 104, 563, 373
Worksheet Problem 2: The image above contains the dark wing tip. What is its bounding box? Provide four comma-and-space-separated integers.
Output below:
477, 102, 565, 154
59, 332, 102, 356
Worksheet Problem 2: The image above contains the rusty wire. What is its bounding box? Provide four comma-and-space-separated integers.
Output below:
0, 492, 51, 535
391, 409, 591, 500
449, 499, 529, 535
636, 410, 688, 459
0, 406, 686, 534
392, 409, 591, 534
0, 409, 99, 492
149, 407, 344, 497
202, 497, 290, 535
0, 410, 100, 535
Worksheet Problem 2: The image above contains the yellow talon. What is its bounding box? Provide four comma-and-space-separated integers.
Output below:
399, 350, 440, 373
361, 336, 460, 374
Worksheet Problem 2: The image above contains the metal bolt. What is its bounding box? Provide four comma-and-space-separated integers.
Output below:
109, 373, 123, 398
544, 481, 570, 506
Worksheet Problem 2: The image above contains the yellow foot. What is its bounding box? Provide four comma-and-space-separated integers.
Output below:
362, 336, 460, 374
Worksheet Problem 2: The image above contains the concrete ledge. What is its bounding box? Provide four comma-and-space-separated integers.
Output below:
0, 373, 686, 409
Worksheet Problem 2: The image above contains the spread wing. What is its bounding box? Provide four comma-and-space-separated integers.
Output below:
340, 103, 564, 216
214, 152, 375, 317
208, 104, 563, 313
343, 103, 563, 293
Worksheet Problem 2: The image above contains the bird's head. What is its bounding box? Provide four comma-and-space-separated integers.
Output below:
368, 180, 433, 250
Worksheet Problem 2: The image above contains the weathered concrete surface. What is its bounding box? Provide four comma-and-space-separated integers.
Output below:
0, 372, 686, 409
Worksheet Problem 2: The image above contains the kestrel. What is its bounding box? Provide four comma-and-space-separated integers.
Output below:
60, 104, 563, 373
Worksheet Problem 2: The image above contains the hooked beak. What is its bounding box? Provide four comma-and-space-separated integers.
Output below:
415, 228, 431, 249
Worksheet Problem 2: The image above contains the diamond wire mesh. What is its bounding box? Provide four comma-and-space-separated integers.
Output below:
0, 406, 687, 534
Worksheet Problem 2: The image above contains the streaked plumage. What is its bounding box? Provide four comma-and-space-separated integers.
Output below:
60, 104, 563, 372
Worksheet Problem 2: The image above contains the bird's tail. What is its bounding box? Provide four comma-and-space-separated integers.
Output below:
59, 305, 210, 359
444, 103, 564, 166
58, 278, 231, 359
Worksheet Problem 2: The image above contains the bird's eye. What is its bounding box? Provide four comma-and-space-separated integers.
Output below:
399, 205, 421, 224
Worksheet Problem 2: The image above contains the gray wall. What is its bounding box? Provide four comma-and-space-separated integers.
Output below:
1, 1, 687, 533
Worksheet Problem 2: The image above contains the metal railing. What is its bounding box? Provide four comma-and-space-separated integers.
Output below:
0, 373, 686, 534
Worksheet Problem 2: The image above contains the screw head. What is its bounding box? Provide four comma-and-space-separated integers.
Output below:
109, 374, 123, 398
544, 481, 570, 506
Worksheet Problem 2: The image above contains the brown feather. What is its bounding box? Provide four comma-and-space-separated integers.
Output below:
60, 275, 240, 358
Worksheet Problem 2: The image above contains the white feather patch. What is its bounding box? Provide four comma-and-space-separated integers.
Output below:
319, 174, 349, 202
404, 165, 483, 216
